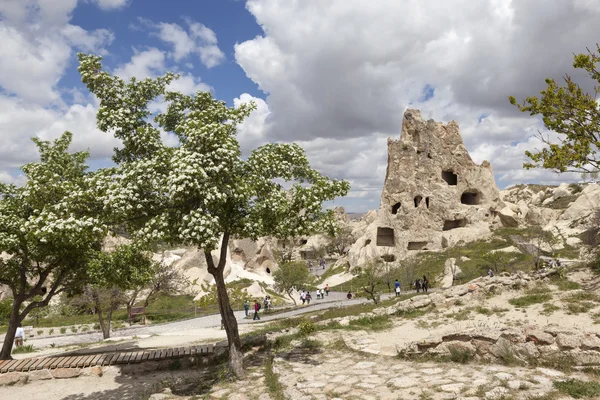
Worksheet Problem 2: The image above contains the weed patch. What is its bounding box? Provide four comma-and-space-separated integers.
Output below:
542, 303, 561, 315
550, 277, 581, 291
264, 356, 285, 400
12, 344, 35, 354
554, 379, 600, 398
448, 346, 474, 364
508, 293, 552, 308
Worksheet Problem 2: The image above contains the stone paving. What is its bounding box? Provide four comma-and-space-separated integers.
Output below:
198, 336, 591, 400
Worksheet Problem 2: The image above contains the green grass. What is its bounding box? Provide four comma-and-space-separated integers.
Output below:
553, 379, 600, 398
346, 315, 392, 331
508, 293, 552, 308
542, 303, 561, 315
566, 302, 596, 314
393, 306, 434, 320
264, 356, 285, 400
550, 277, 581, 291
318, 264, 347, 283
12, 344, 35, 354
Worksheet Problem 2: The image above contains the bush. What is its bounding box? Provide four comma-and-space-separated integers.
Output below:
82, 326, 90, 332
70, 326, 78, 333
298, 320, 316, 336
48, 329, 54, 335
449, 346, 474, 364
37, 330, 43, 336
60, 327, 66, 334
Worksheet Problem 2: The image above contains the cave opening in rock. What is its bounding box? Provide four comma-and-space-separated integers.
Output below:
376, 227, 395, 247
300, 239, 308, 245
365, 239, 371, 245
414, 195, 423, 208
425, 197, 430, 209
443, 219, 467, 231
461, 191, 482, 205
381, 254, 396, 262
407, 241, 428, 250
442, 170, 458, 185
391, 202, 401, 214
266, 268, 271, 274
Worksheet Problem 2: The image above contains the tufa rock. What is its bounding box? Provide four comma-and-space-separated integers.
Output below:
348, 109, 502, 267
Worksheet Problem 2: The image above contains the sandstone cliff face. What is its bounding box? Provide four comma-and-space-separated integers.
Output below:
349, 109, 502, 267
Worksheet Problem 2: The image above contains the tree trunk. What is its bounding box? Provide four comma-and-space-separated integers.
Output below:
288, 290, 297, 305
97, 308, 110, 339
205, 233, 245, 378
0, 298, 23, 360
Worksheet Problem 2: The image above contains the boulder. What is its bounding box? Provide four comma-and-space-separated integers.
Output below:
526, 330, 554, 345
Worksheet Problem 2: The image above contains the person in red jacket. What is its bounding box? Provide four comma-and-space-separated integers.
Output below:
253, 300, 261, 320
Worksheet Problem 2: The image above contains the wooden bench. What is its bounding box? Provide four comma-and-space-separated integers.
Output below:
129, 306, 146, 325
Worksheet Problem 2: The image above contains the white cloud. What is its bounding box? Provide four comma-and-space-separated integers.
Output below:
0, 95, 121, 172
145, 18, 226, 68
0, 0, 114, 105
89, 0, 131, 11
113, 48, 166, 81
234, 0, 600, 210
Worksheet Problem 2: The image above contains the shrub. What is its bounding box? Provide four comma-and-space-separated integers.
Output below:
82, 326, 90, 332
70, 326, 78, 333
60, 327, 66, 334
93, 323, 100, 330
48, 329, 54, 335
298, 320, 316, 336
448, 346, 474, 364
37, 330, 43, 336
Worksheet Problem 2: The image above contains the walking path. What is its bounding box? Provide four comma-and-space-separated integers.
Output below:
4, 291, 402, 351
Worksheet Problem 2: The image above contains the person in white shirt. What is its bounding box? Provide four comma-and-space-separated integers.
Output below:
15, 323, 24, 347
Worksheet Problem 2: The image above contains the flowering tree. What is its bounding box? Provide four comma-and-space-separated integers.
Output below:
75, 244, 155, 339
0, 133, 105, 359
78, 53, 350, 377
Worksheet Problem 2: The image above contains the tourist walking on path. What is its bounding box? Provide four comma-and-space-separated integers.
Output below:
14, 323, 24, 347
306, 292, 312, 304
325, 284, 329, 296
394, 279, 401, 296
252, 300, 260, 320
415, 278, 421, 293
244, 300, 249, 317
300, 291, 306, 305
253, 300, 261, 320
422, 275, 429, 293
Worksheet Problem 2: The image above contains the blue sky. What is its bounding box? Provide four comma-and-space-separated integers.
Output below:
65, 0, 264, 106
1, 0, 599, 213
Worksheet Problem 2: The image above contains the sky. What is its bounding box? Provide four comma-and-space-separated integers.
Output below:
1, 0, 600, 213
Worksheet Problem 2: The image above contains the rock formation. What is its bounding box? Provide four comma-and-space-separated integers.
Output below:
349, 109, 502, 267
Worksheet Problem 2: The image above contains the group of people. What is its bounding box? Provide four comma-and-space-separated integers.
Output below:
415, 275, 429, 293
307, 258, 327, 270
392, 275, 430, 295
243, 299, 263, 320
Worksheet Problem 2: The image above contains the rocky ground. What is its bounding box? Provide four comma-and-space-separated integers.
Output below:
4, 268, 600, 399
